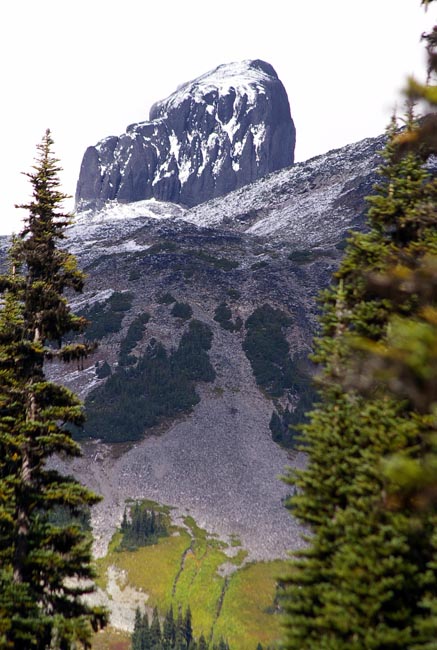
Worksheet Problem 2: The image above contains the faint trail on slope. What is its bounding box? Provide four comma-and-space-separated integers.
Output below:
209, 577, 230, 645
171, 542, 194, 598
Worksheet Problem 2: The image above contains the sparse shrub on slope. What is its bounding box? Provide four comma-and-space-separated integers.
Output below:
119, 502, 169, 551
214, 302, 243, 332
83, 320, 215, 442
171, 301, 193, 320
119, 312, 150, 366
243, 304, 293, 398
80, 291, 133, 341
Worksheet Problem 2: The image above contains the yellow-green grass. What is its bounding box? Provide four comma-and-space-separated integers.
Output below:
102, 530, 192, 609
173, 545, 229, 637
213, 560, 288, 650
91, 626, 130, 650
96, 508, 287, 649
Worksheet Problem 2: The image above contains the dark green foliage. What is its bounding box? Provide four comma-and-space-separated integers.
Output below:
47, 504, 92, 532
83, 320, 215, 442
243, 304, 293, 397
119, 502, 168, 550
250, 260, 268, 270
171, 320, 216, 383
171, 302, 193, 320
96, 360, 111, 378
214, 302, 232, 324
131, 605, 230, 649
226, 288, 241, 300
269, 411, 283, 443
157, 292, 176, 305
128, 267, 141, 281
287, 249, 318, 264
80, 291, 133, 341
147, 241, 178, 255
213, 302, 242, 332
188, 250, 239, 271
132, 608, 144, 650
0, 131, 107, 649
150, 607, 162, 647
269, 407, 303, 448
282, 112, 437, 650
119, 312, 150, 366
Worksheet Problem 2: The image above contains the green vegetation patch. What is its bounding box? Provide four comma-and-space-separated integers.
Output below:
213, 303, 243, 333
227, 288, 241, 300
214, 561, 286, 649
80, 291, 133, 341
188, 250, 239, 271
119, 312, 151, 366
98, 511, 286, 649
119, 501, 170, 551
251, 260, 269, 271
83, 319, 215, 442
91, 626, 130, 650
171, 302, 193, 320
102, 531, 192, 610
156, 292, 176, 305
243, 304, 294, 398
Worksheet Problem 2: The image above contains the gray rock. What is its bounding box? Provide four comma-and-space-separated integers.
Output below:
75, 59, 295, 211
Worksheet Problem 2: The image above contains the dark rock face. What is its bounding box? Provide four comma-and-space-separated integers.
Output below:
75, 59, 295, 211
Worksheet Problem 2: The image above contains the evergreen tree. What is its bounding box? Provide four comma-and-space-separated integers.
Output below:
140, 611, 151, 650
198, 634, 208, 650
282, 108, 437, 650
132, 607, 143, 650
150, 607, 162, 648
163, 606, 176, 649
183, 605, 193, 648
0, 131, 107, 648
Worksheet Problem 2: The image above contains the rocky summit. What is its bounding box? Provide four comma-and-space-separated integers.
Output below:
75, 59, 295, 211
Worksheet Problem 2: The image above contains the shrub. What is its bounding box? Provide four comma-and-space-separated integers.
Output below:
156, 292, 176, 305
119, 502, 169, 550
96, 360, 111, 379
171, 302, 193, 320
119, 312, 150, 365
83, 321, 215, 442
80, 291, 133, 341
227, 288, 241, 300
251, 260, 269, 271
243, 304, 293, 397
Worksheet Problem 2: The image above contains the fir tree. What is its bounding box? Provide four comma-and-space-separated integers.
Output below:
282, 108, 437, 650
183, 605, 193, 648
0, 131, 107, 648
132, 607, 143, 650
150, 607, 162, 648
197, 635, 208, 650
163, 606, 176, 649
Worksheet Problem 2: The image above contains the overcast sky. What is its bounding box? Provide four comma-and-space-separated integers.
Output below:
0, 1, 434, 235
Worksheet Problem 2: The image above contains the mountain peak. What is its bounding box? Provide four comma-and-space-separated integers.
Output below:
75, 59, 295, 212
149, 59, 280, 119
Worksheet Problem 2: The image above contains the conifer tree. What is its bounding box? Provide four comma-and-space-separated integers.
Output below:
282, 106, 437, 649
141, 611, 151, 650
150, 607, 162, 647
197, 635, 207, 650
132, 608, 143, 650
163, 606, 176, 649
183, 605, 193, 648
0, 131, 106, 649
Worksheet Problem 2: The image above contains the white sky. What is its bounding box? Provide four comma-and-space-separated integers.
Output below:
0, 1, 434, 235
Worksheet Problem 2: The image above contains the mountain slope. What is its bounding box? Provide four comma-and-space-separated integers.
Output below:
44, 132, 385, 565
